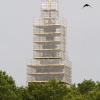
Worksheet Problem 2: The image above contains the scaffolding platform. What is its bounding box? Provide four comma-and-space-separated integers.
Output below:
27, 0, 72, 85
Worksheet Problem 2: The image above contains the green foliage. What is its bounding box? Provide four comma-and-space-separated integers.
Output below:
0, 70, 17, 100
77, 79, 96, 94
2, 70, 100, 100
27, 79, 68, 100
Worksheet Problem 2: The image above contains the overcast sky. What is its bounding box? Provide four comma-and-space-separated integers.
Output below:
0, 0, 100, 86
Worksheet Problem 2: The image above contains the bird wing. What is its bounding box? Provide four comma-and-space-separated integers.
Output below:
82, 4, 92, 9
82, 5, 86, 9
89, 5, 92, 8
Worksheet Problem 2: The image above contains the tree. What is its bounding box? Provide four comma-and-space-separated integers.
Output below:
0, 70, 17, 100
77, 79, 96, 94
45, 79, 68, 100
27, 79, 68, 100
2, 70, 100, 100
16, 86, 31, 100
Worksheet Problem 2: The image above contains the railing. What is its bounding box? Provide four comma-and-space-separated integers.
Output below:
64, 74, 72, 84
27, 67, 64, 73
33, 43, 64, 50
65, 61, 72, 68
33, 36, 61, 41
27, 59, 65, 65
34, 32, 62, 35
33, 52, 63, 58
41, 2, 59, 11
27, 74, 64, 81
27, 59, 71, 68
33, 18, 66, 27
64, 67, 72, 76
33, 27, 64, 34
42, 0, 58, 3
27, 73, 71, 84
28, 71, 64, 74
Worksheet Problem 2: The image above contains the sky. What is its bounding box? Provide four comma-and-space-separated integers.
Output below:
0, 0, 100, 86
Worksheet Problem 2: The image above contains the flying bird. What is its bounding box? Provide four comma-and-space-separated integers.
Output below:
82, 4, 92, 8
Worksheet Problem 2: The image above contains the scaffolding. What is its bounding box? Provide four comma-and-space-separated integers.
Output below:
27, 0, 72, 85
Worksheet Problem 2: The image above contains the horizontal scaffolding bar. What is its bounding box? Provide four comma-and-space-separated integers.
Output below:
34, 32, 62, 35
34, 57, 62, 59
33, 49, 62, 51
27, 80, 67, 83
27, 72, 64, 75
33, 41, 62, 43
33, 18, 66, 27
27, 64, 65, 67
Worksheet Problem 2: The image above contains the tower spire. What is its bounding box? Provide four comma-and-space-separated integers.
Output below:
49, 0, 52, 2
27, 0, 72, 85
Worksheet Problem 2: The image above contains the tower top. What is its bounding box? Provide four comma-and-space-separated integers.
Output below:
42, 0, 58, 2
49, 0, 52, 2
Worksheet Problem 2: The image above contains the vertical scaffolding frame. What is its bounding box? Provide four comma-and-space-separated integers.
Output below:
27, 0, 72, 85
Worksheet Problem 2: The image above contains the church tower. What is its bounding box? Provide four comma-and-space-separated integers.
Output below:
27, 0, 72, 85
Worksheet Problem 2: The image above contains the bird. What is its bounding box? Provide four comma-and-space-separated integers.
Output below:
82, 4, 92, 8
